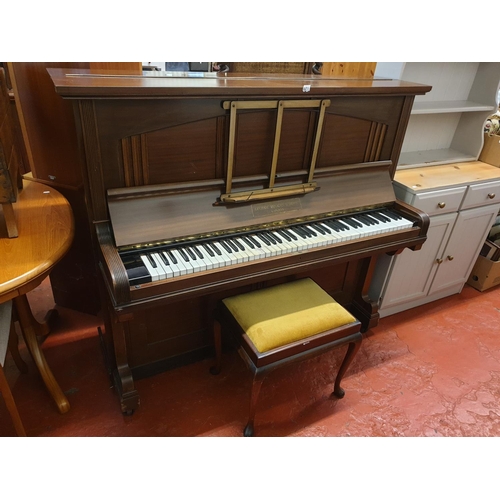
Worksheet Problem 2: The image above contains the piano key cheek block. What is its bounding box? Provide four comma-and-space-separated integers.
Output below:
50, 69, 431, 414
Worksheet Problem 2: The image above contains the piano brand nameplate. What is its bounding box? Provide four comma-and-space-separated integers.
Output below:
251, 198, 303, 218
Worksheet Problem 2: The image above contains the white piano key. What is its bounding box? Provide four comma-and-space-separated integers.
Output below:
162, 251, 182, 277
150, 253, 173, 279
140, 254, 161, 281
194, 245, 215, 270
171, 249, 191, 275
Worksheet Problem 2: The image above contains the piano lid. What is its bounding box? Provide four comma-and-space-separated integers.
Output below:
48, 68, 433, 99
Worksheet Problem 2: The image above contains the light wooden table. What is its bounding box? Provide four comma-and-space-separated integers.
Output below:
0, 178, 74, 414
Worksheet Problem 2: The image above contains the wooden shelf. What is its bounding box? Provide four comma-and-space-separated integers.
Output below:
411, 100, 495, 115
398, 148, 477, 168
391, 62, 500, 169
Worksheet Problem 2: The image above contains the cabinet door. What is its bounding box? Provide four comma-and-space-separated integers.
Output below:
429, 204, 500, 295
380, 212, 457, 308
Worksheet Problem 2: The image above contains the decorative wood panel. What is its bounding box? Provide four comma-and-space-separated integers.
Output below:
322, 62, 376, 78
222, 62, 313, 74
89, 62, 142, 74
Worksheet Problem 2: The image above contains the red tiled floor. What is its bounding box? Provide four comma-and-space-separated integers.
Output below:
2, 279, 500, 437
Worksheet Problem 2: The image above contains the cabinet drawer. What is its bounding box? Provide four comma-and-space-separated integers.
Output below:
461, 180, 500, 210
411, 187, 466, 216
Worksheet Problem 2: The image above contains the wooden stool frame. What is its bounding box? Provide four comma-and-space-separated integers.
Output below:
211, 301, 362, 437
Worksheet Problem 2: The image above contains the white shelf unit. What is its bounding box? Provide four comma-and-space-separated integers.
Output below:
376, 62, 500, 169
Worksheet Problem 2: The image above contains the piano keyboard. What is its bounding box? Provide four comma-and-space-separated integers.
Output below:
122, 209, 414, 286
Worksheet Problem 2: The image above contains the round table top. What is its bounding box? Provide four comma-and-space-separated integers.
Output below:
0, 179, 74, 302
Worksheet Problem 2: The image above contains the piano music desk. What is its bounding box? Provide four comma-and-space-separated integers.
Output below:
0, 178, 74, 414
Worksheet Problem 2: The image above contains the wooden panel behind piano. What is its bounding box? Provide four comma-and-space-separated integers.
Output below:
117, 95, 406, 194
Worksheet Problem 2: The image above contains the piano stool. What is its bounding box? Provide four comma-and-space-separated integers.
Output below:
210, 278, 362, 436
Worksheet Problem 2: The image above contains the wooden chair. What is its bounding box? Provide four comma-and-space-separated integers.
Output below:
0, 67, 23, 238
0, 300, 28, 436
211, 278, 362, 436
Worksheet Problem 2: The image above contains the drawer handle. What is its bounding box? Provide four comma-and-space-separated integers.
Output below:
488, 193, 496, 199
436, 258, 443, 264
447, 255, 454, 261
438, 202, 446, 208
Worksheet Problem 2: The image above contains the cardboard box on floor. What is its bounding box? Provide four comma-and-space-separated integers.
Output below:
468, 254, 500, 291
479, 134, 500, 167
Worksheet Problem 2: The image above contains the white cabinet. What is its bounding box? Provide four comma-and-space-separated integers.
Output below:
369, 162, 500, 317
375, 62, 500, 168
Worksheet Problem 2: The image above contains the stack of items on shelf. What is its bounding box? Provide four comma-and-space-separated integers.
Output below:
468, 211, 500, 291
480, 110, 500, 168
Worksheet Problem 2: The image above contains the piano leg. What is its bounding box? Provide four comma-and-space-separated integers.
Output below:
110, 319, 140, 415
349, 255, 380, 332
97, 273, 140, 415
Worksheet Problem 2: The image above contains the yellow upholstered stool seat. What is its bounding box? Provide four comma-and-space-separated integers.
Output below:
222, 278, 356, 353
212, 278, 362, 436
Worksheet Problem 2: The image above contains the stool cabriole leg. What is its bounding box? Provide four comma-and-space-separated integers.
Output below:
244, 370, 265, 437
332, 335, 362, 399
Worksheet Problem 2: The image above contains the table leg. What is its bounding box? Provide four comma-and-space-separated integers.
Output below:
13, 294, 70, 414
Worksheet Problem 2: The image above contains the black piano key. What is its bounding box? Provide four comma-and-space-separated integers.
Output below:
226, 239, 239, 252
219, 240, 233, 252
146, 254, 157, 268
265, 232, 279, 244
383, 209, 402, 220
338, 219, 352, 230
242, 236, 255, 249
185, 247, 197, 260
248, 235, 261, 248
358, 214, 378, 225
203, 243, 215, 257
256, 233, 272, 245
312, 223, 326, 235
193, 246, 204, 259
126, 266, 152, 286
166, 250, 178, 264
271, 232, 282, 243
277, 229, 292, 242
209, 242, 222, 255
291, 226, 309, 238
324, 220, 343, 232
370, 211, 391, 223
178, 248, 190, 262
160, 252, 169, 265
315, 223, 331, 234
303, 225, 316, 236
233, 239, 245, 251
343, 217, 362, 228
282, 228, 298, 240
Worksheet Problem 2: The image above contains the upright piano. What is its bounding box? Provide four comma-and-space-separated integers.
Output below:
49, 69, 431, 413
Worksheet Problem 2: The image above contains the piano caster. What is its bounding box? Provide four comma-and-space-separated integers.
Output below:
123, 409, 135, 416
243, 423, 255, 437
209, 365, 220, 376
332, 387, 346, 399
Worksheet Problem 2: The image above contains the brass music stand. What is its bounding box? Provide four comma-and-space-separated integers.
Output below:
219, 99, 331, 204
